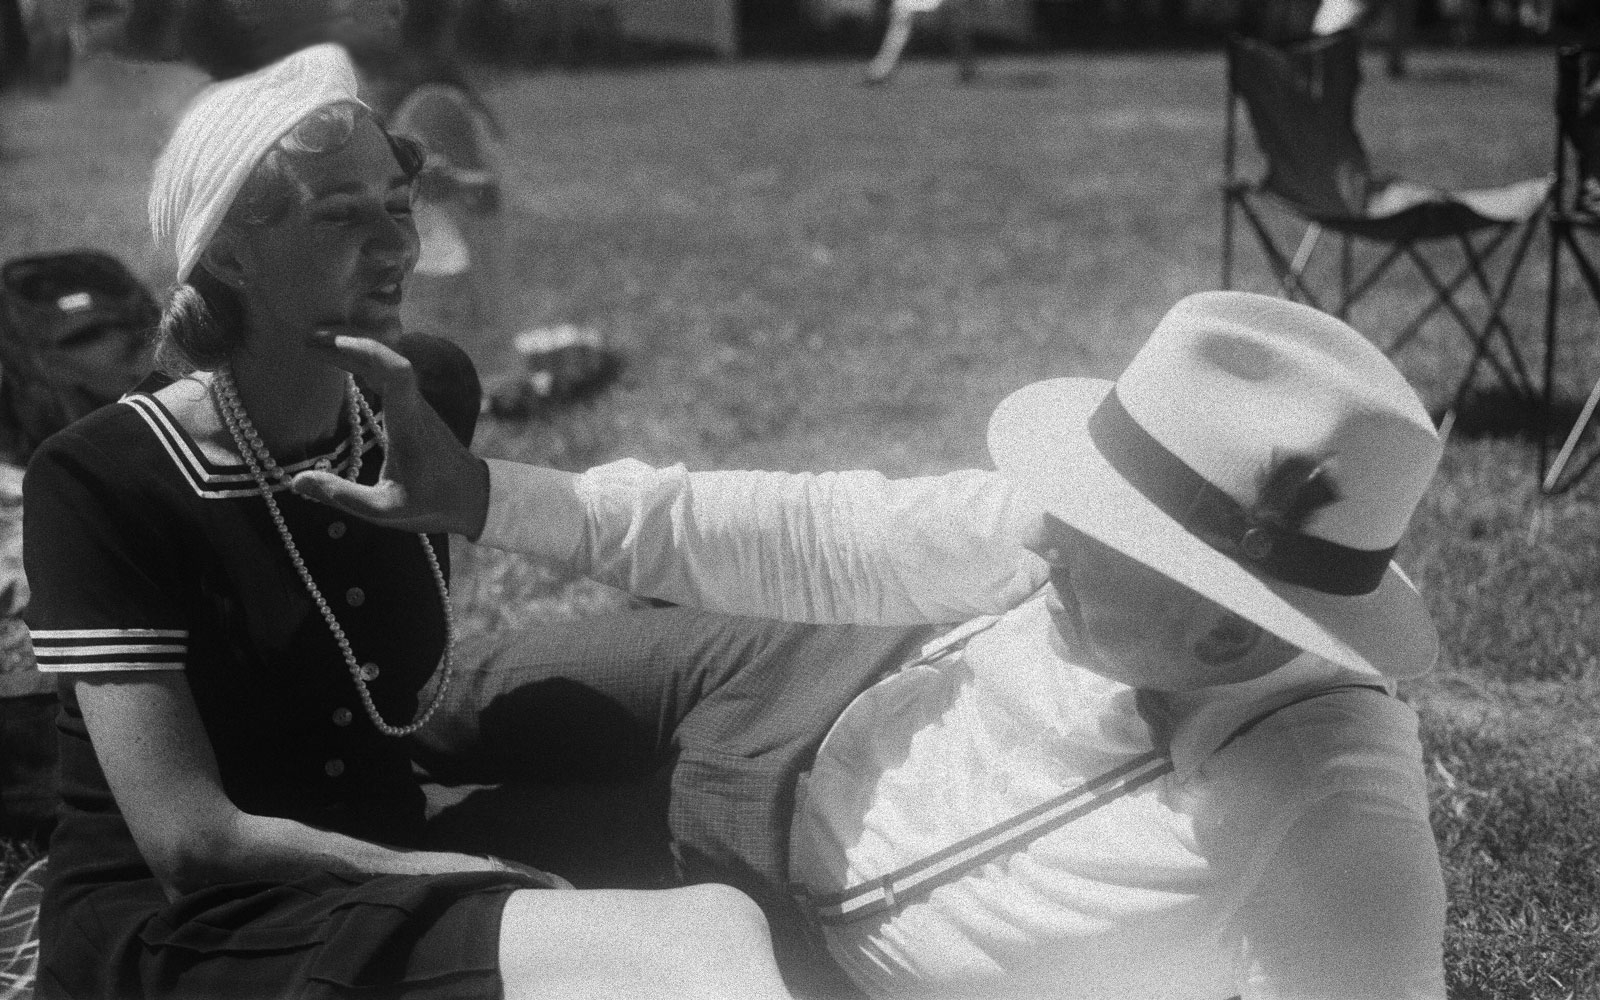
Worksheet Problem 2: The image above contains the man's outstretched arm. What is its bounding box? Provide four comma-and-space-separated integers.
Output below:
291, 331, 1043, 621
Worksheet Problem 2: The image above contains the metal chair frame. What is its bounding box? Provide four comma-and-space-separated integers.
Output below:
1221, 32, 1546, 415
1540, 44, 1600, 495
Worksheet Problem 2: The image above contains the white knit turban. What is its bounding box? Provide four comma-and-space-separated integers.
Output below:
149, 43, 366, 283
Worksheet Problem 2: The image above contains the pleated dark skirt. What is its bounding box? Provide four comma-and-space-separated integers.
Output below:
39, 869, 534, 1000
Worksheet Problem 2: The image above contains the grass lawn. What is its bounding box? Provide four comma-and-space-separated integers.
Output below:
4, 40, 1599, 998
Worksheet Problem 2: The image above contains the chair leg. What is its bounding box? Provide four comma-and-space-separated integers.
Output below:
1407, 245, 1532, 405
1438, 222, 1543, 411
1376, 227, 1515, 360
1338, 233, 1353, 320
1290, 224, 1323, 283
1543, 375, 1600, 493
1540, 217, 1563, 485
1222, 192, 1237, 290
1341, 242, 1413, 321
1466, 223, 1542, 397
1234, 200, 1326, 310
1542, 225, 1600, 493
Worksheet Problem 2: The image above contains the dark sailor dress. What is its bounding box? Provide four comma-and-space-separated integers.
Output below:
22, 336, 534, 999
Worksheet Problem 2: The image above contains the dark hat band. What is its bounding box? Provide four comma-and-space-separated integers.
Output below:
1086, 390, 1395, 596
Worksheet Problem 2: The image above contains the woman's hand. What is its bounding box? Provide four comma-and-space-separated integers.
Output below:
292, 331, 491, 538
76, 672, 559, 894
482, 854, 576, 890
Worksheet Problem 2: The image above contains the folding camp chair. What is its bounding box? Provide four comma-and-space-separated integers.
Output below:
1540, 45, 1600, 494
1221, 31, 1551, 414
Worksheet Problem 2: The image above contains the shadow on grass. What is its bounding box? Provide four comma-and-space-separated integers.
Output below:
1437, 387, 1584, 444
971, 69, 1060, 90
1401, 66, 1509, 87
1441, 387, 1600, 491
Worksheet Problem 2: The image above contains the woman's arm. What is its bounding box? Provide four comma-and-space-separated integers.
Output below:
1235, 789, 1446, 999
76, 671, 502, 897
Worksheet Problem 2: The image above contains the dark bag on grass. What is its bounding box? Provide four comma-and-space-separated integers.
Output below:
0, 250, 158, 466
0, 249, 159, 842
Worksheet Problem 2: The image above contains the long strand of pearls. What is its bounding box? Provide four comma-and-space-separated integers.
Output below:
211, 368, 455, 737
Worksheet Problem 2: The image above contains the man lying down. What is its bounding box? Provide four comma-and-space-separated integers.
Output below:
298, 290, 1448, 1000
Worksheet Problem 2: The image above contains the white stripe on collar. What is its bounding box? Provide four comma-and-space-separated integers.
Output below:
121, 393, 380, 500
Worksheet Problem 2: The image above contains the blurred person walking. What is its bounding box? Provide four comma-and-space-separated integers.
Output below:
864, 0, 975, 85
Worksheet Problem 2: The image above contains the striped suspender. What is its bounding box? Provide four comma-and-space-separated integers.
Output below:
796, 615, 1388, 927
795, 609, 1177, 927
803, 749, 1174, 925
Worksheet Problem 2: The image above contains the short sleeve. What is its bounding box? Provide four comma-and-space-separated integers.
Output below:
1234, 789, 1446, 999
22, 425, 188, 674
1209, 692, 1446, 998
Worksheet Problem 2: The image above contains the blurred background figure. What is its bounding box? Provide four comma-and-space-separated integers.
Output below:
1310, 0, 1417, 77
385, 70, 507, 344
1237, 0, 1413, 77
864, 0, 974, 84
0, 0, 82, 92
0, 249, 157, 842
0, 251, 156, 474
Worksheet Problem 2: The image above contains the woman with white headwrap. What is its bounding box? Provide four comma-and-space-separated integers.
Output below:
22, 44, 795, 1000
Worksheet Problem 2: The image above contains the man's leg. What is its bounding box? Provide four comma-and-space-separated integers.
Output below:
662, 617, 935, 998
412, 608, 865, 783
413, 607, 934, 995
415, 609, 808, 886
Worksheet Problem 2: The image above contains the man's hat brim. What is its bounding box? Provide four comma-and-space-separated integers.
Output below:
988, 377, 1438, 679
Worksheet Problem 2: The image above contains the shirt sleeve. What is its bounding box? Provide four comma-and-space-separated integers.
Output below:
1234, 789, 1446, 999
23, 427, 189, 674
1223, 698, 1446, 999
505, 458, 1045, 624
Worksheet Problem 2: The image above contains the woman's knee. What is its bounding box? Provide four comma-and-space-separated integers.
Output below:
669, 881, 772, 938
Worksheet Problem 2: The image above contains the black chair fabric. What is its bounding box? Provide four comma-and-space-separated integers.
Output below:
1558, 47, 1600, 218
1229, 33, 1373, 220
1539, 46, 1600, 493
1222, 32, 1550, 412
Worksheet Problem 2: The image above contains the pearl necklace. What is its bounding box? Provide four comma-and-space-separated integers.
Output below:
211, 368, 455, 737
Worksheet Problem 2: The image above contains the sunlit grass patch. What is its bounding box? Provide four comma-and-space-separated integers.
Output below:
1424, 706, 1600, 998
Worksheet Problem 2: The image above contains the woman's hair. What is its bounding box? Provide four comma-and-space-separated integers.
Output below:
154, 101, 425, 375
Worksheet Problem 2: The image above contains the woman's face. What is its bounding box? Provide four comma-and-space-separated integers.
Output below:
226, 115, 418, 350
1024, 513, 1297, 691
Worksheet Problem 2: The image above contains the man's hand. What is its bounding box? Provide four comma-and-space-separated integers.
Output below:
292, 332, 491, 538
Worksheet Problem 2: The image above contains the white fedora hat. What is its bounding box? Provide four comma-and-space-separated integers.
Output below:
988, 291, 1442, 679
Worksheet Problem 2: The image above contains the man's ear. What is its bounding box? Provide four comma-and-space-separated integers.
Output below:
1191, 611, 1265, 667
1017, 510, 1071, 567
